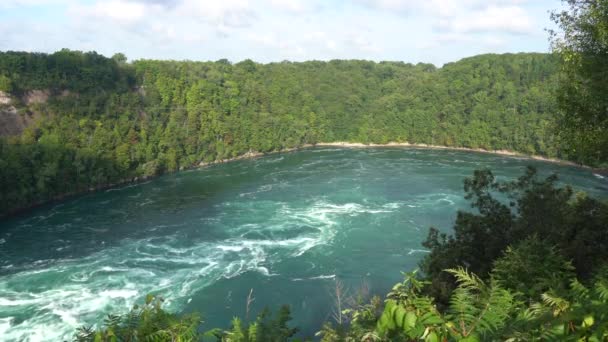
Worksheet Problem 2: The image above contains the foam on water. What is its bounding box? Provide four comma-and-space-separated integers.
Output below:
0, 198, 400, 341
1, 147, 605, 341
291, 274, 336, 281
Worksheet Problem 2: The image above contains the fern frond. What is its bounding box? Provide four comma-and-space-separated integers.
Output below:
569, 278, 590, 301
447, 267, 487, 295
144, 330, 172, 342
227, 317, 245, 341
541, 292, 570, 317
594, 279, 608, 302
446, 268, 515, 338
104, 313, 122, 328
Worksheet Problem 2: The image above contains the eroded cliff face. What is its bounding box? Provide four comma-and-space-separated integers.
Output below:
0, 91, 11, 105
23, 89, 50, 105
0, 90, 44, 136
0, 107, 37, 136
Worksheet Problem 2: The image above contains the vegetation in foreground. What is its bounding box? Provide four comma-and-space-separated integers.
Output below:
72, 166, 608, 341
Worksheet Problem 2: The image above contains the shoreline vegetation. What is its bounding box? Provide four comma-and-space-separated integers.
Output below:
3, 142, 604, 220
0, 51, 581, 218
201, 141, 605, 173
0, 50, 605, 219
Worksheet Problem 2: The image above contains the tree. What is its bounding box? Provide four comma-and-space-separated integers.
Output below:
550, 0, 608, 165
112, 52, 128, 65
0, 50, 570, 216
421, 167, 608, 305
492, 236, 575, 301
0, 74, 12, 92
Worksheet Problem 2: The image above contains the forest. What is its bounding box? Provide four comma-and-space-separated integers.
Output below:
0, 51, 564, 216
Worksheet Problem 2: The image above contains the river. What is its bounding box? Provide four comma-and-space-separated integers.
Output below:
0, 147, 606, 341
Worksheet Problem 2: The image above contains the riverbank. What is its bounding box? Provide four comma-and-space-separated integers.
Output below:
2, 142, 605, 219
196, 145, 313, 168
195, 141, 607, 178
314, 142, 588, 168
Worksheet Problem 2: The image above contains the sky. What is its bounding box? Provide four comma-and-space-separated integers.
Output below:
0, 0, 561, 65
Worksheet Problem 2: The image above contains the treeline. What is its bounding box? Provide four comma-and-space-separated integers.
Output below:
0, 49, 134, 94
0, 50, 563, 215
73, 167, 608, 341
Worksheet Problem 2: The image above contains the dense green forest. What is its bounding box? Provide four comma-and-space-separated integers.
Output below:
0, 50, 563, 216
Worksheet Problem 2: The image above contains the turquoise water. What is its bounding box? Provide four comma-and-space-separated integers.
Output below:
0, 148, 606, 341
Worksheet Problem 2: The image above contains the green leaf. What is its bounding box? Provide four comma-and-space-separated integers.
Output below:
424, 331, 439, 342
582, 315, 594, 328
460, 335, 480, 342
405, 311, 417, 330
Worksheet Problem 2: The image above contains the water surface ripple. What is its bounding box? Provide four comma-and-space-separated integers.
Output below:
0, 148, 606, 341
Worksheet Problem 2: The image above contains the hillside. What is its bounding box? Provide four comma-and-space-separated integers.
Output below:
0, 50, 560, 216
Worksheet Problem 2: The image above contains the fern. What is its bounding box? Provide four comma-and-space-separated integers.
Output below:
569, 279, 590, 301
541, 292, 570, 317
595, 279, 608, 301
445, 267, 515, 339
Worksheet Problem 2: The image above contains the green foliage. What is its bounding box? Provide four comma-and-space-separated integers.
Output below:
0, 49, 135, 94
492, 236, 575, 301
112, 53, 128, 65
73, 295, 201, 342
445, 267, 515, 339
421, 166, 608, 304
0, 50, 563, 216
0, 74, 12, 92
319, 266, 608, 341
370, 268, 515, 341
74, 299, 299, 342
506, 277, 608, 341
550, 0, 608, 165
210, 305, 298, 342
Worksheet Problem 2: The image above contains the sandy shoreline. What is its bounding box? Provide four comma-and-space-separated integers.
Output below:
196, 141, 607, 175
313, 142, 587, 168
196, 145, 313, 168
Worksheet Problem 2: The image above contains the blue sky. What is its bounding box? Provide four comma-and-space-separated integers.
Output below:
0, 0, 560, 65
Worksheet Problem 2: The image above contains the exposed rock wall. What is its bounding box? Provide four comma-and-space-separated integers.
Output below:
23, 90, 49, 105
0, 90, 42, 136
0, 107, 36, 136
0, 91, 11, 105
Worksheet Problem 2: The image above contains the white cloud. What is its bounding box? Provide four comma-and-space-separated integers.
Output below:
247, 32, 277, 46
0, 0, 554, 64
358, 0, 536, 53
356, 0, 528, 15
69, 0, 256, 29
177, 0, 256, 28
435, 5, 533, 34
72, 0, 149, 24
483, 36, 507, 47
266, 0, 318, 14
345, 32, 380, 54
0, 0, 70, 8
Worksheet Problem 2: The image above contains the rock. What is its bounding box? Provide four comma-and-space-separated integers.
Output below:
23, 90, 50, 105
0, 105, 38, 137
0, 91, 11, 105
